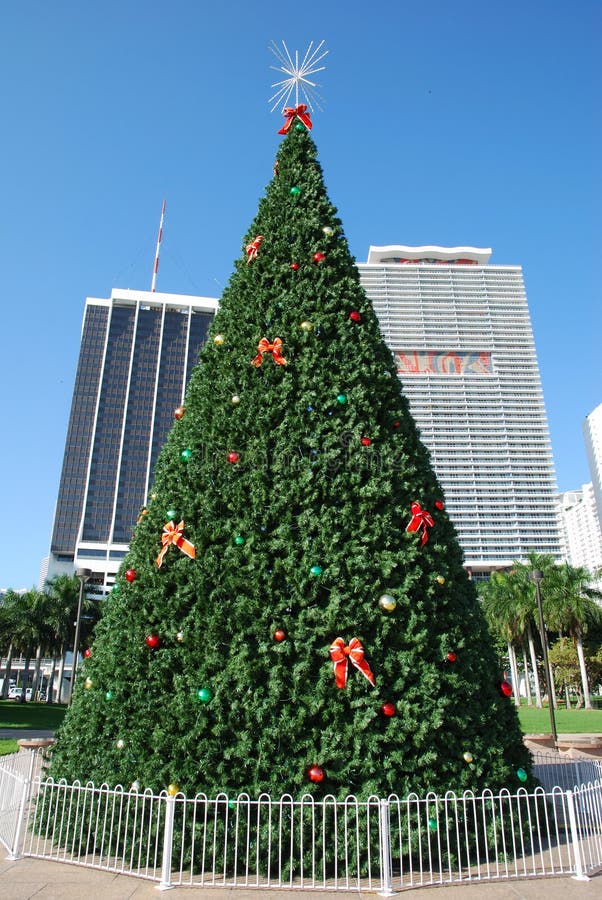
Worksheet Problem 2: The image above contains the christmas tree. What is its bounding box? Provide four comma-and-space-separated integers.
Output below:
49, 103, 532, 802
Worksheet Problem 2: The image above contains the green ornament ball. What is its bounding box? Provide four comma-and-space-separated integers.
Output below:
181, 449, 192, 461
290, 186, 301, 195
105, 690, 114, 701
310, 565, 323, 576
517, 767, 528, 782
235, 535, 245, 546
197, 688, 212, 703
428, 817, 438, 832
336, 393, 347, 405
294, 122, 306, 132
166, 509, 176, 519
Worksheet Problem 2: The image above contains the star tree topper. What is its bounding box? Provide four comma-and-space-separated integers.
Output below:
269, 40, 328, 113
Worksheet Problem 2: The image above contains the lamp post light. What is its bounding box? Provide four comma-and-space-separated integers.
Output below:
530, 569, 558, 749
68, 568, 91, 706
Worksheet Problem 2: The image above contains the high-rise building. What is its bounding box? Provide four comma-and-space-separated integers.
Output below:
357, 245, 563, 575
584, 402, 602, 532
46, 288, 217, 593
559, 484, 602, 575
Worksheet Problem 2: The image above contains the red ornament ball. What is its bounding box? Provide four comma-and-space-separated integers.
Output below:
313, 252, 325, 263
500, 680, 513, 698
446, 651, 457, 663
125, 569, 137, 583
349, 311, 362, 323
145, 634, 161, 650
393, 420, 401, 429
274, 628, 286, 642
435, 500, 445, 510
290, 262, 299, 271
83, 648, 92, 659
227, 451, 240, 464
308, 765, 325, 783
381, 702, 396, 717
174, 406, 186, 420
360, 436, 372, 446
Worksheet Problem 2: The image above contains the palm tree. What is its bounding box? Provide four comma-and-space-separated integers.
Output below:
479, 571, 524, 707
43, 574, 81, 703
0, 591, 19, 699
9, 589, 48, 702
544, 563, 602, 709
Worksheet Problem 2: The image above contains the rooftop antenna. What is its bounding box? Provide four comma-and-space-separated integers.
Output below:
151, 199, 166, 292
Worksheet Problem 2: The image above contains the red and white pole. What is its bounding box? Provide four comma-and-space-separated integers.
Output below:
151, 199, 166, 292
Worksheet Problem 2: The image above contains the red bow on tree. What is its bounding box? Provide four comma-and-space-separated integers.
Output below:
245, 235, 263, 263
406, 501, 435, 546
278, 104, 313, 134
329, 637, 375, 690
251, 337, 287, 367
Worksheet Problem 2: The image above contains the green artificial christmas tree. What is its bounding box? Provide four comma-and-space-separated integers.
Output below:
49, 104, 532, 802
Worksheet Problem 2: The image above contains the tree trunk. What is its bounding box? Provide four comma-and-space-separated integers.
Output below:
564, 683, 571, 708
508, 643, 521, 707
576, 632, 592, 709
46, 654, 58, 703
19, 650, 32, 703
521, 643, 533, 705
56, 644, 66, 703
1, 643, 14, 699
31, 645, 43, 698
527, 623, 543, 707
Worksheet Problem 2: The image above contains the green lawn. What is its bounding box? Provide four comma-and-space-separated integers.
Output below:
518, 704, 602, 734
0, 700, 67, 731
0, 739, 20, 756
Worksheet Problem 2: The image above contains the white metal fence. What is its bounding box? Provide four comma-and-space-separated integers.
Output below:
1, 750, 602, 891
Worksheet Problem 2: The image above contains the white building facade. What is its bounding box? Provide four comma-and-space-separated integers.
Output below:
559, 483, 602, 575
358, 245, 563, 576
584, 402, 602, 533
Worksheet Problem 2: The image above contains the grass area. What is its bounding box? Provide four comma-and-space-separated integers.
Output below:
0, 700, 67, 731
518, 704, 602, 734
0, 739, 20, 756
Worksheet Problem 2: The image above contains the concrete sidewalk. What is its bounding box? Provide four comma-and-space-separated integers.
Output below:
1, 854, 601, 899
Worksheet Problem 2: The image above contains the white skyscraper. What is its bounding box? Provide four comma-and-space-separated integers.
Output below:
584, 402, 602, 532
358, 245, 563, 575
559, 484, 602, 575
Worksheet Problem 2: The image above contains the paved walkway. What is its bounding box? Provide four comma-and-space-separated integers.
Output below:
1, 853, 601, 899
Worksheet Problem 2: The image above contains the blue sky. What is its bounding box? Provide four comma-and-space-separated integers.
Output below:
0, 0, 600, 589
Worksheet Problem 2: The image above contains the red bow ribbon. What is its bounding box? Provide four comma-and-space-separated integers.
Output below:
406, 501, 435, 546
245, 235, 263, 263
278, 104, 313, 134
156, 521, 196, 568
251, 337, 287, 367
329, 637, 375, 690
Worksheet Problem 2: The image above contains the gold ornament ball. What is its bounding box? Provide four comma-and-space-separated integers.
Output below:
116, 739, 125, 749
322, 226, 334, 235
300, 321, 314, 332
463, 751, 474, 764
231, 394, 241, 405
131, 780, 140, 792
84, 677, 93, 689
379, 594, 397, 612
167, 783, 180, 796
176, 631, 185, 642
213, 334, 225, 345
436, 575, 446, 585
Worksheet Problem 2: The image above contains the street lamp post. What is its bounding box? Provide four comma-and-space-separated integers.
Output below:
530, 569, 558, 749
68, 568, 91, 706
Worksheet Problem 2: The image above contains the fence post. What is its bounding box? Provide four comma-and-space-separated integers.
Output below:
566, 789, 590, 882
378, 798, 395, 896
157, 794, 176, 891
6, 752, 37, 861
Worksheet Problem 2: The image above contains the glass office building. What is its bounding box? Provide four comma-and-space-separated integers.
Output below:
47, 289, 217, 593
357, 245, 563, 575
